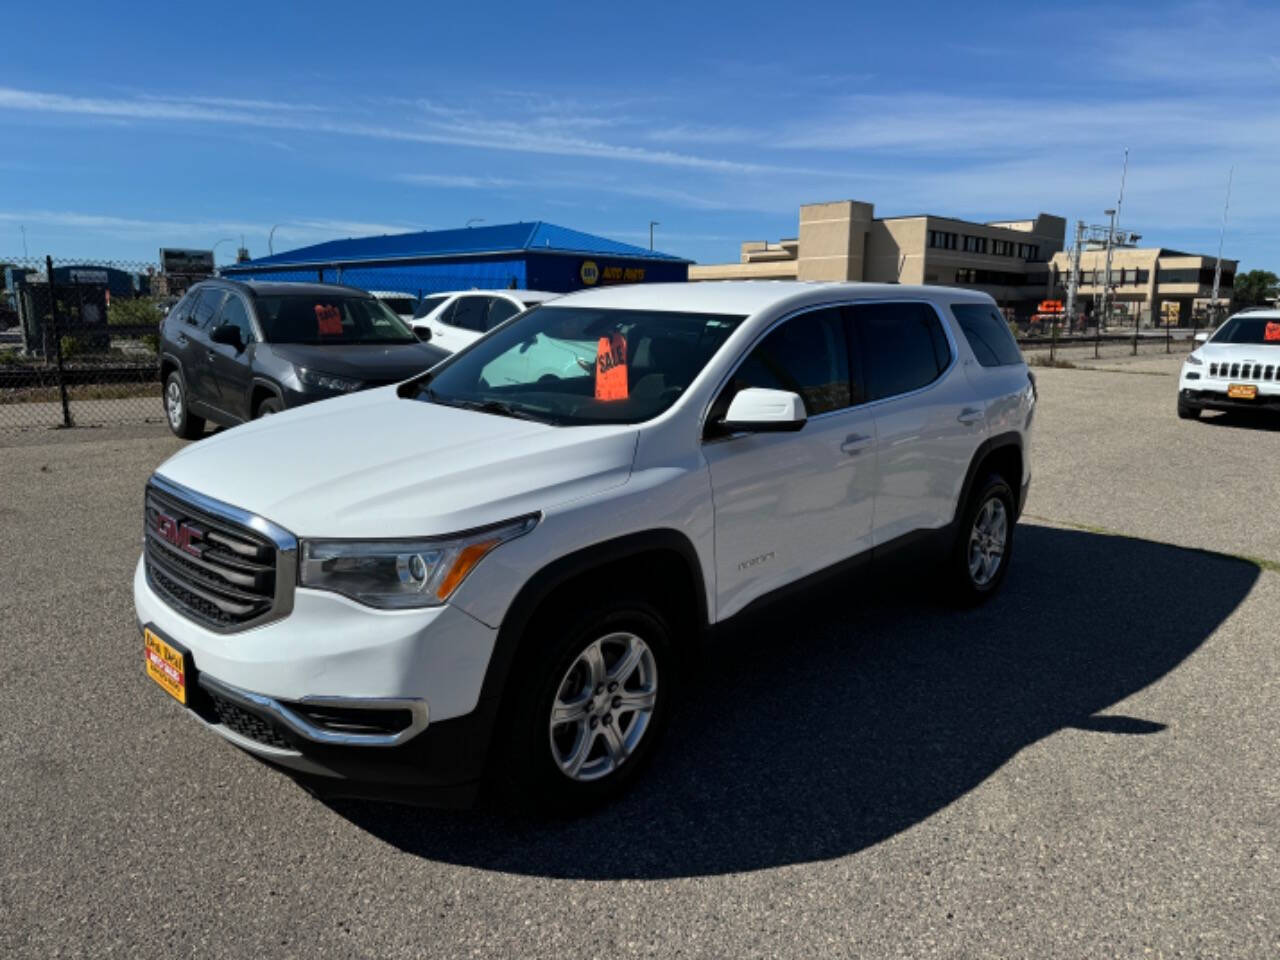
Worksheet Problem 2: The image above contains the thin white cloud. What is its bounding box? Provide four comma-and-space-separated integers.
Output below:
0, 85, 814, 175
396, 173, 522, 189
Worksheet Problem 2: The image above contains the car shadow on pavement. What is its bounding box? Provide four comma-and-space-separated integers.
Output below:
325, 523, 1258, 879
1198, 410, 1280, 432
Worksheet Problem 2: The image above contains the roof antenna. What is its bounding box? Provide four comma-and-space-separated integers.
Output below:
1210, 166, 1233, 321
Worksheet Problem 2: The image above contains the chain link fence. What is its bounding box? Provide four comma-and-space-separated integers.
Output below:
0, 255, 174, 432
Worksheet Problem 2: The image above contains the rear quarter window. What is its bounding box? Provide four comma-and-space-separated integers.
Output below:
950, 303, 1024, 367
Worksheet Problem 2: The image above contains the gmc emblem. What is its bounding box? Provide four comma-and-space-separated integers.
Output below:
153, 511, 206, 558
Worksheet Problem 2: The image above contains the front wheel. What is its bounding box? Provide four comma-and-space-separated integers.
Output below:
1177, 395, 1201, 420
504, 599, 677, 813
945, 473, 1015, 606
255, 396, 283, 418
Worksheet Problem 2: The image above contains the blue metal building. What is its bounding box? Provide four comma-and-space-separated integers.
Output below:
220, 221, 689, 295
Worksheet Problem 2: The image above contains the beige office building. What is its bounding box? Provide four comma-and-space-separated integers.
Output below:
1047, 248, 1236, 325
691, 200, 1066, 318
692, 199, 1237, 324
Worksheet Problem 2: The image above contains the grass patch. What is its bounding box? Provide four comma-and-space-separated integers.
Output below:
0, 382, 159, 404
1027, 355, 1077, 369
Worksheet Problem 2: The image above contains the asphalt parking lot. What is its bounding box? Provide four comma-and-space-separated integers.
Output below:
2, 355, 1277, 958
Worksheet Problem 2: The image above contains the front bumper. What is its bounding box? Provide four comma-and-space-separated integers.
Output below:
1179, 385, 1280, 412
134, 558, 501, 800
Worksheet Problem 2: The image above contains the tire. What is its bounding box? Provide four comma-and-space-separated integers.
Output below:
255, 396, 283, 418
163, 371, 205, 440
946, 473, 1016, 606
502, 597, 678, 814
1177, 395, 1201, 420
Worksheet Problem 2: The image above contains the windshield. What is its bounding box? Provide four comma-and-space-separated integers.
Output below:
1211, 315, 1280, 346
410, 305, 745, 425
256, 294, 416, 345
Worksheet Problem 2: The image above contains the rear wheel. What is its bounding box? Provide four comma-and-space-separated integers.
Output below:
504, 598, 677, 813
164, 371, 204, 439
1177, 394, 1201, 420
946, 473, 1015, 606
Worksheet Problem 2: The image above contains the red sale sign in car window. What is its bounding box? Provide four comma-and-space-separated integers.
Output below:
1265, 322, 1280, 342
315, 304, 343, 336
595, 333, 628, 401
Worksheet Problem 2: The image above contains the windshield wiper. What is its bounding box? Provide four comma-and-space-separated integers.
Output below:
421, 389, 547, 423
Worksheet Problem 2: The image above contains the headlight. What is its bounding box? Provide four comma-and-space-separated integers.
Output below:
1185, 353, 1204, 366
298, 367, 363, 393
300, 515, 537, 608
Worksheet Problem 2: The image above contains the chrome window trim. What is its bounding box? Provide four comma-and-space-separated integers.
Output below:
699, 296, 962, 441
199, 674, 429, 748
146, 473, 297, 633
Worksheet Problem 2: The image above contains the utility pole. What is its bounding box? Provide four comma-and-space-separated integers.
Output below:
1101, 208, 1117, 332
1059, 220, 1080, 332
649, 221, 660, 251
19, 224, 28, 259
1211, 166, 1233, 327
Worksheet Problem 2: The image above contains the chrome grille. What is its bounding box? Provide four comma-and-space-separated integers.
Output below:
144, 477, 296, 632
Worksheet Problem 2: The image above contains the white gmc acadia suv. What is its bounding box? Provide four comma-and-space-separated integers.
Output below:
135, 281, 1035, 811
1178, 307, 1280, 419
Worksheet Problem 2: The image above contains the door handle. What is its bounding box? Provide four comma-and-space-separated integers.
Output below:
176, 334, 188, 345
206, 351, 216, 361
840, 433, 872, 455
957, 407, 984, 425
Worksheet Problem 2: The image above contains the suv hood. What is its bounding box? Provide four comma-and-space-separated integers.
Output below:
156, 388, 639, 538
267, 342, 447, 383
1196, 341, 1280, 361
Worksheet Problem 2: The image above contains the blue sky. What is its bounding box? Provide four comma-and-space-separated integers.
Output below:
1, 0, 1276, 270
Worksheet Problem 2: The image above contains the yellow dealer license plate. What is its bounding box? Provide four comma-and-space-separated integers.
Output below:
144, 627, 188, 705
1228, 383, 1257, 399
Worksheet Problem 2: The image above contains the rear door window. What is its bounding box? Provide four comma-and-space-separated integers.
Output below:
852, 302, 951, 401
486, 297, 521, 330
448, 296, 490, 333
950, 303, 1023, 366
415, 295, 449, 319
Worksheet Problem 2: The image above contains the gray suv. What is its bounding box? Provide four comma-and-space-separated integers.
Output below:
158, 279, 447, 438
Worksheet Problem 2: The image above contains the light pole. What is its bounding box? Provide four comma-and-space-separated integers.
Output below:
268, 224, 281, 255
466, 218, 485, 228
649, 221, 659, 251
19, 224, 28, 259
211, 238, 235, 267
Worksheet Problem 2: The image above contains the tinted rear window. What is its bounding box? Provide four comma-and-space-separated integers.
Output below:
853, 302, 951, 401
951, 303, 1024, 366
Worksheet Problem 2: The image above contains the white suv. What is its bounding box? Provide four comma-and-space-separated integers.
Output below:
1178, 308, 1280, 419
412, 289, 560, 353
135, 282, 1034, 810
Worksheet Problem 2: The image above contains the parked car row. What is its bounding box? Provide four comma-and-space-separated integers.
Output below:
140, 278, 1036, 814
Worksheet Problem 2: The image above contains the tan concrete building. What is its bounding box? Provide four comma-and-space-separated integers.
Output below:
1048, 248, 1236, 326
690, 200, 1066, 318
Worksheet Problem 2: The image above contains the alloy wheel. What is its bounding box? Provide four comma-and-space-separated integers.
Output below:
967, 497, 1008, 587
166, 380, 183, 430
548, 631, 658, 782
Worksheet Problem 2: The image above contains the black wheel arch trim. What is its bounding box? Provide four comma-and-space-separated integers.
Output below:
249, 377, 285, 410
953, 431, 1025, 523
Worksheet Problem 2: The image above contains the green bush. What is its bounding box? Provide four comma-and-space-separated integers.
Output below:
108, 297, 162, 328
60, 335, 92, 357
141, 333, 159, 353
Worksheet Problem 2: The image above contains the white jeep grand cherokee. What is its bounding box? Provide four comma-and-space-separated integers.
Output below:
135, 282, 1034, 810
1178, 307, 1280, 420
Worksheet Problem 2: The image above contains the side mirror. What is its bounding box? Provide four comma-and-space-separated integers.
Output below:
413, 325, 432, 342
210, 323, 243, 350
1193, 332, 1209, 345
721, 388, 807, 433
